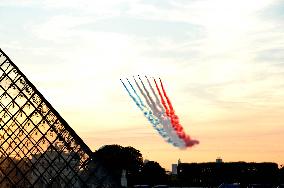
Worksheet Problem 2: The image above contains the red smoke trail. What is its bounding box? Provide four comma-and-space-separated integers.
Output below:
159, 78, 199, 147
155, 78, 188, 144
153, 78, 170, 117
159, 78, 175, 114
159, 78, 183, 131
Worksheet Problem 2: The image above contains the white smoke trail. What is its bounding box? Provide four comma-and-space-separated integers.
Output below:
129, 78, 173, 142
144, 76, 186, 149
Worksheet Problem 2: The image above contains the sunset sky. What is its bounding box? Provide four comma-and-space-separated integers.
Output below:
1, 0, 284, 170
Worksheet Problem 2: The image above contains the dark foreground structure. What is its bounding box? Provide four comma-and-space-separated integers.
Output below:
177, 162, 283, 187
0, 49, 117, 187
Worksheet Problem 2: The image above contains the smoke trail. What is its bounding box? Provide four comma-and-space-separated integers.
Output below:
133, 76, 161, 131
145, 76, 164, 111
132, 77, 173, 142
158, 78, 181, 131
121, 77, 199, 148
159, 78, 175, 115
120, 79, 143, 111
153, 78, 170, 116
133, 77, 164, 133
145, 77, 183, 147
133, 77, 151, 109
138, 76, 159, 113
137, 76, 178, 146
122, 78, 172, 143
136, 76, 179, 145
158, 78, 199, 147
145, 77, 186, 148
127, 78, 144, 107
124, 78, 158, 128
153, 78, 187, 147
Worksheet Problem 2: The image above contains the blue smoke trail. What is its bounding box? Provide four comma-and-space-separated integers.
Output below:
121, 79, 157, 124
125, 79, 161, 129
120, 79, 143, 111
127, 78, 145, 107
121, 79, 173, 143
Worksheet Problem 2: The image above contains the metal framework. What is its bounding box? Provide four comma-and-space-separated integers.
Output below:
0, 49, 114, 188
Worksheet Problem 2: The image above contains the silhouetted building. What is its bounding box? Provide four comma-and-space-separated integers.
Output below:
172, 164, 178, 175
0, 156, 31, 187
216, 157, 223, 163
30, 143, 81, 187
178, 162, 279, 187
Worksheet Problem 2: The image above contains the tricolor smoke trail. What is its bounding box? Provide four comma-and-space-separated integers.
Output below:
120, 79, 173, 144
121, 76, 199, 149
145, 76, 186, 148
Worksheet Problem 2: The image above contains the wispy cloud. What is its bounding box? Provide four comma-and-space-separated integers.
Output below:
1, 0, 284, 168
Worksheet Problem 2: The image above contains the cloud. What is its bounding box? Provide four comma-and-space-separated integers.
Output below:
256, 49, 284, 63
4, 0, 283, 108
0, 0, 38, 7
1, 0, 284, 166
259, 0, 284, 21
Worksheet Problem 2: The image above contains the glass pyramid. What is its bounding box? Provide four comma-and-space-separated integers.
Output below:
0, 49, 114, 188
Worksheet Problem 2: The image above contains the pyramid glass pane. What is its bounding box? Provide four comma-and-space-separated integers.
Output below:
0, 49, 115, 188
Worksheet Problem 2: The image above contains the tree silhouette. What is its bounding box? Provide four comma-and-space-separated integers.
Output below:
279, 165, 284, 183
141, 161, 168, 186
93, 144, 143, 185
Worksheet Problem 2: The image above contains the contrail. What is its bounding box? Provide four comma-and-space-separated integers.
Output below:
133, 76, 151, 109
122, 78, 172, 143
137, 76, 181, 147
153, 77, 186, 146
120, 79, 142, 111
153, 78, 170, 116
159, 78, 199, 147
127, 78, 144, 107
144, 76, 186, 148
121, 76, 199, 148
159, 78, 182, 133
133, 76, 173, 143
138, 75, 159, 113
145, 76, 164, 111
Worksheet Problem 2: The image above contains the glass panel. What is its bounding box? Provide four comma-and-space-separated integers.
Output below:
0, 49, 113, 187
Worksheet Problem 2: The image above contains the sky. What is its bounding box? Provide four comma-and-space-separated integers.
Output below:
0, 0, 284, 170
